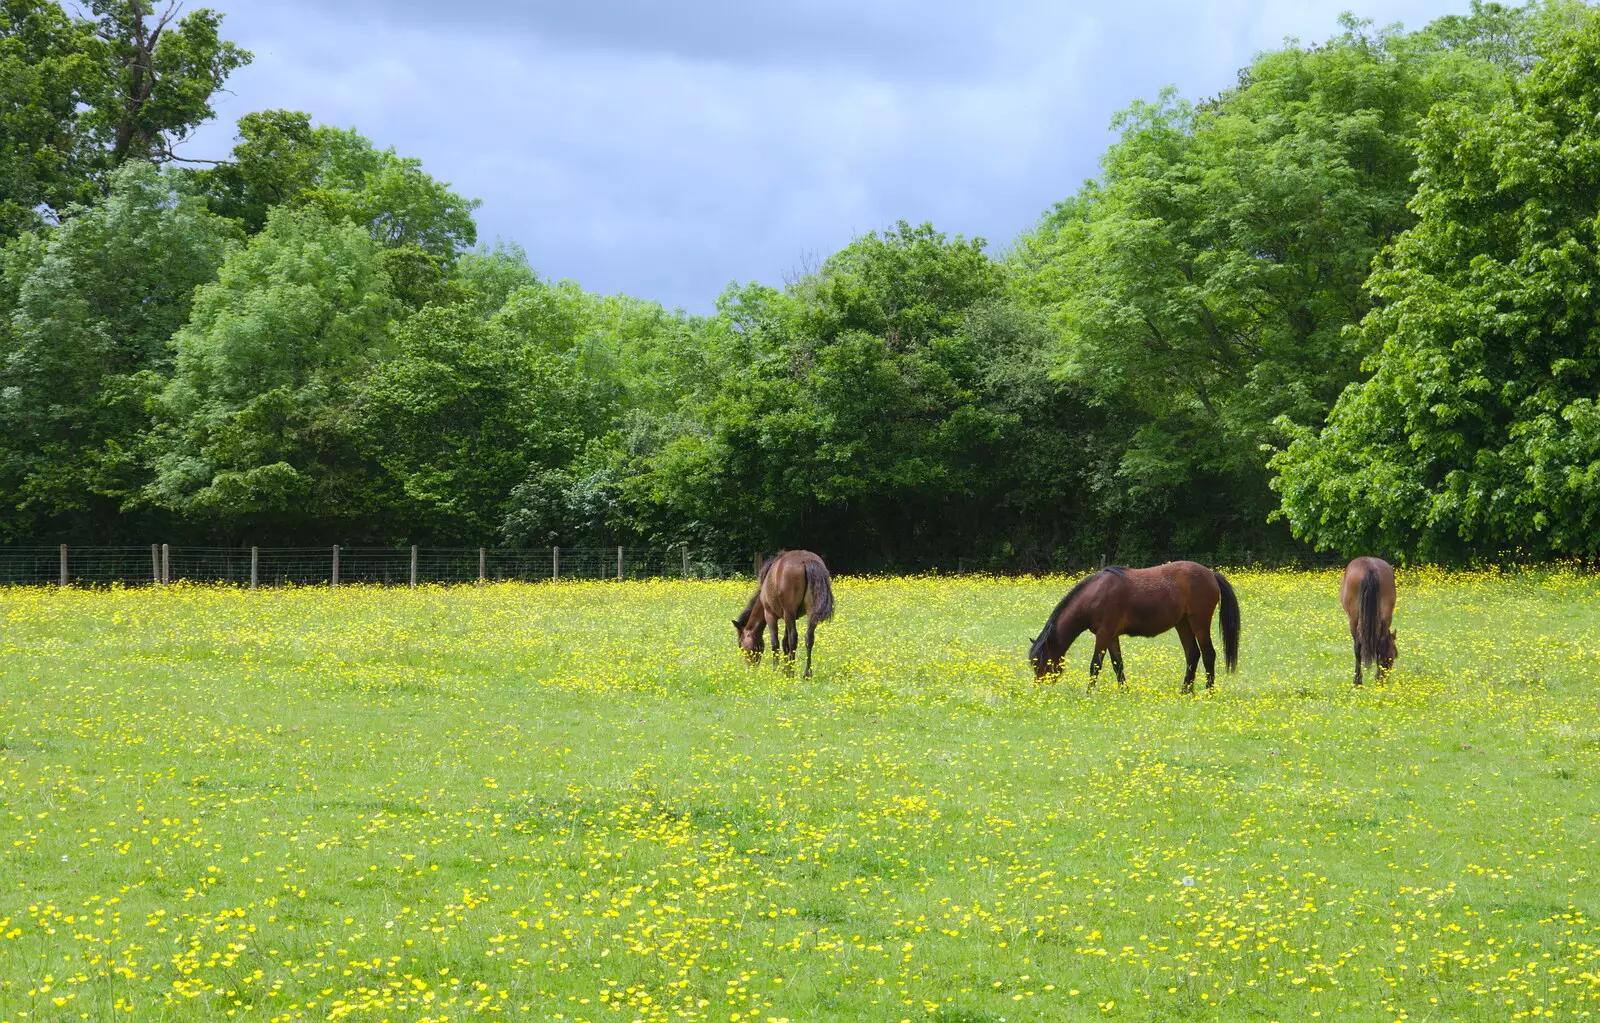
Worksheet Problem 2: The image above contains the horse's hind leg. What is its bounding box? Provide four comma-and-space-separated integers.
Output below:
804, 615, 818, 678
1176, 620, 1201, 694
1197, 615, 1218, 690
782, 615, 799, 671
1352, 633, 1364, 687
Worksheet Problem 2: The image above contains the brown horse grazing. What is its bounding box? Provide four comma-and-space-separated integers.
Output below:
1029, 561, 1240, 692
732, 550, 836, 677
1340, 556, 1397, 686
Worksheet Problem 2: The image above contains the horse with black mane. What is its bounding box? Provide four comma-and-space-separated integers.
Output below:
1029, 560, 1240, 692
733, 550, 835, 677
1339, 556, 1396, 686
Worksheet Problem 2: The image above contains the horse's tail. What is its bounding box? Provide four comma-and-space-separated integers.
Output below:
1213, 570, 1240, 672
1358, 567, 1383, 669
805, 561, 835, 623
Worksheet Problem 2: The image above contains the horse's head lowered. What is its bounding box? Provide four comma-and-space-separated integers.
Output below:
732, 614, 764, 663
1029, 624, 1062, 679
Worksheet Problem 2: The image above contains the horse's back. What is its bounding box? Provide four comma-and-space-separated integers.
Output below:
1341, 557, 1395, 618
1096, 562, 1205, 634
1144, 560, 1222, 604
1344, 560, 1395, 608
762, 550, 829, 617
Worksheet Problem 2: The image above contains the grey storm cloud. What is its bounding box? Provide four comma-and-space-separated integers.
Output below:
182, 0, 1472, 311
319, 0, 1018, 74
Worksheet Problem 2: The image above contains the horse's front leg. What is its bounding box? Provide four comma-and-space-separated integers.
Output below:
1107, 637, 1127, 688
768, 617, 781, 668
1088, 638, 1107, 692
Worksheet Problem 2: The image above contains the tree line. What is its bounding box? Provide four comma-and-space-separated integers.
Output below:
4, 0, 1600, 569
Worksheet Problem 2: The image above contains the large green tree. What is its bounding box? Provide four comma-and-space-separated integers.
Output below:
612, 222, 1106, 568
197, 110, 480, 260
1271, 6, 1600, 560
0, 0, 95, 236
359, 305, 594, 543
495, 279, 677, 547
146, 206, 398, 538
0, 0, 249, 237
1012, 5, 1554, 557
83, 0, 251, 165
0, 161, 238, 540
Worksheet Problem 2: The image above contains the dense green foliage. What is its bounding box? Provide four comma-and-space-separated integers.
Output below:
4, 0, 1600, 567
1272, 7, 1600, 560
0, 0, 249, 234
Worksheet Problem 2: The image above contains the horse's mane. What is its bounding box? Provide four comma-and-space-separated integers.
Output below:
733, 553, 782, 628
1030, 567, 1124, 660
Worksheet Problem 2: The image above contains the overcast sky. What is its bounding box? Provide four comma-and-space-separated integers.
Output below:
180, 0, 1475, 312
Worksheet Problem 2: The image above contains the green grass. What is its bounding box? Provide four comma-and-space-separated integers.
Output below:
2, 569, 1598, 1022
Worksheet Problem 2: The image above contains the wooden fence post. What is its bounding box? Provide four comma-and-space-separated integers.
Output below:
410, 545, 418, 589
332, 545, 340, 587
617, 545, 624, 582
161, 544, 169, 584
479, 547, 487, 585
151, 544, 160, 585
250, 547, 259, 590
682, 545, 690, 580
1100, 554, 1107, 570
59, 544, 67, 588
753, 552, 762, 577
552, 546, 560, 582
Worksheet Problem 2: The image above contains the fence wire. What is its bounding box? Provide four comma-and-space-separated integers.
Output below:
1, 543, 1357, 589
0, 546, 731, 588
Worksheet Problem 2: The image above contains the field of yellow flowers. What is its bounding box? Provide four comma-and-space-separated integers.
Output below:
2, 569, 1598, 1023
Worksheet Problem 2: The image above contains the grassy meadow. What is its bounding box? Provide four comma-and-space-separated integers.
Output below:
1, 569, 1598, 1023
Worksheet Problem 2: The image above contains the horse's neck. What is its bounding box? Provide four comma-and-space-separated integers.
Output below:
1055, 604, 1091, 648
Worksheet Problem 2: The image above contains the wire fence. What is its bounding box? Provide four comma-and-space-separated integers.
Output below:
0, 545, 734, 588
0, 542, 1363, 589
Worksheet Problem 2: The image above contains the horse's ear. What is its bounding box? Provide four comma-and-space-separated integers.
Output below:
731, 619, 740, 628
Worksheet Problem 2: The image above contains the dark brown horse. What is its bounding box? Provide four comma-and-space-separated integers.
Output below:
1029, 561, 1240, 692
1340, 556, 1396, 686
733, 550, 836, 677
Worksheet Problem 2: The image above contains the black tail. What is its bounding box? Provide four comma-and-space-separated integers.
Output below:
805, 561, 835, 622
1357, 568, 1383, 669
1213, 570, 1240, 672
